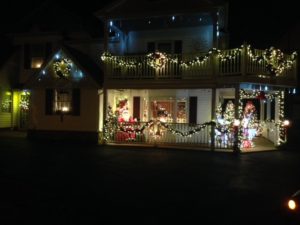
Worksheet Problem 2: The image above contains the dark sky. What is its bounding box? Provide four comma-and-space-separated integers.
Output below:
0, 0, 298, 49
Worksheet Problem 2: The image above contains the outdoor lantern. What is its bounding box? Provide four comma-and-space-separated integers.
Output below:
288, 199, 297, 210
283, 120, 290, 127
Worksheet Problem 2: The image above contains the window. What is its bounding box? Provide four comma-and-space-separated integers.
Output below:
176, 100, 186, 123
147, 40, 182, 54
54, 89, 72, 113
151, 99, 174, 123
24, 43, 52, 69
31, 57, 44, 69
1, 91, 12, 113
45, 89, 80, 116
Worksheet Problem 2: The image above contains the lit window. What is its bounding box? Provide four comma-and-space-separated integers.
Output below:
54, 89, 72, 113
31, 57, 44, 69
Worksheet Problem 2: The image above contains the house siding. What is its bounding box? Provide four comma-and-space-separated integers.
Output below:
126, 26, 213, 54
29, 88, 99, 132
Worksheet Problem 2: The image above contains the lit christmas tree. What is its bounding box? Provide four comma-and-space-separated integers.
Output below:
223, 100, 235, 128
103, 105, 118, 141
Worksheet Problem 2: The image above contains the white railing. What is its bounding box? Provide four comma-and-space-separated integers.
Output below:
104, 47, 297, 80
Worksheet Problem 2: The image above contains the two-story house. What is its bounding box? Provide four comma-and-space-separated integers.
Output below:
1, 0, 297, 151
96, 0, 297, 151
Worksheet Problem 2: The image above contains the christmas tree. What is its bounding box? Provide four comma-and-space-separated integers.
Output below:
103, 105, 118, 141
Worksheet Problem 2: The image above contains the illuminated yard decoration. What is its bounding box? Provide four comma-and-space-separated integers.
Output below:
53, 58, 72, 78
263, 47, 297, 76
20, 91, 30, 111
239, 89, 285, 147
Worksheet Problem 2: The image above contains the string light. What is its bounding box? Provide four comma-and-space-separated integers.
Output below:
101, 44, 296, 74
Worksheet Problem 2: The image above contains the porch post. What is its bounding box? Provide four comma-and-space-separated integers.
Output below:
103, 88, 108, 143
241, 42, 247, 76
210, 88, 216, 151
233, 85, 241, 153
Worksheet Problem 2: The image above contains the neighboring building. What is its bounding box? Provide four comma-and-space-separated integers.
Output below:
96, 0, 297, 151
0, 2, 103, 142
0, 0, 297, 151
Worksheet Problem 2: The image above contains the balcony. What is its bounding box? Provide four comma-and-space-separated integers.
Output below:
101, 45, 297, 87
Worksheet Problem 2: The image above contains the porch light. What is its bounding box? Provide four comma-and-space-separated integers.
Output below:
288, 199, 296, 210
283, 120, 290, 127
172, 16, 175, 21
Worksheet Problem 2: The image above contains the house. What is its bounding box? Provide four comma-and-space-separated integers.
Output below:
0, 0, 297, 151
0, 1, 103, 142
96, 0, 297, 151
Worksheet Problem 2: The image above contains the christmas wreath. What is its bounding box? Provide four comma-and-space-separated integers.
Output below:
147, 51, 167, 69
53, 58, 72, 78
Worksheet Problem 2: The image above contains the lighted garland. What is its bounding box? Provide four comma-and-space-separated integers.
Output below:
53, 58, 72, 78
247, 46, 297, 76
103, 105, 217, 141
20, 99, 29, 111
101, 45, 296, 75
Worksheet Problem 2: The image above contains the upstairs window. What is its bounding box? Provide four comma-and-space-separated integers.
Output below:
31, 57, 44, 69
24, 43, 52, 69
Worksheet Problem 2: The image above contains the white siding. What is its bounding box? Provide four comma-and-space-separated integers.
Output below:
127, 26, 213, 54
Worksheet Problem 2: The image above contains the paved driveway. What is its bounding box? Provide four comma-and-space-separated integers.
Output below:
1, 133, 300, 224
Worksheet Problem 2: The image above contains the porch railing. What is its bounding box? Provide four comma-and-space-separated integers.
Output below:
105, 121, 235, 150
103, 46, 297, 80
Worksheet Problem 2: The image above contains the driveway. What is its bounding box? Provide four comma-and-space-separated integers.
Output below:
1, 132, 300, 224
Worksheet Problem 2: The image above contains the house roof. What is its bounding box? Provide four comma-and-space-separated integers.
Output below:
95, 0, 226, 19
25, 46, 103, 89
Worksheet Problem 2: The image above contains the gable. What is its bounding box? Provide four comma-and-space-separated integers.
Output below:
26, 49, 102, 89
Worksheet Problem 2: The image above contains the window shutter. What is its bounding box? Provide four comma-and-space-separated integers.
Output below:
45, 89, 53, 115
174, 40, 182, 54
147, 42, 155, 53
72, 89, 80, 116
24, 44, 31, 69
189, 97, 197, 124
133, 96, 140, 120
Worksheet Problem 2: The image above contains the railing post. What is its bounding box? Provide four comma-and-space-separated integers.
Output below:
241, 42, 247, 76
210, 122, 215, 151
212, 50, 219, 78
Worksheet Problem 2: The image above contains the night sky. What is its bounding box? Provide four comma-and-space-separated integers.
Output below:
0, 0, 298, 49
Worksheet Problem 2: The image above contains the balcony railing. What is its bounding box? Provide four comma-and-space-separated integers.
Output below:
102, 46, 297, 80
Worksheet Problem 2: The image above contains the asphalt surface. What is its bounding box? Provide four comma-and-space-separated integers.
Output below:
1, 132, 300, 225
